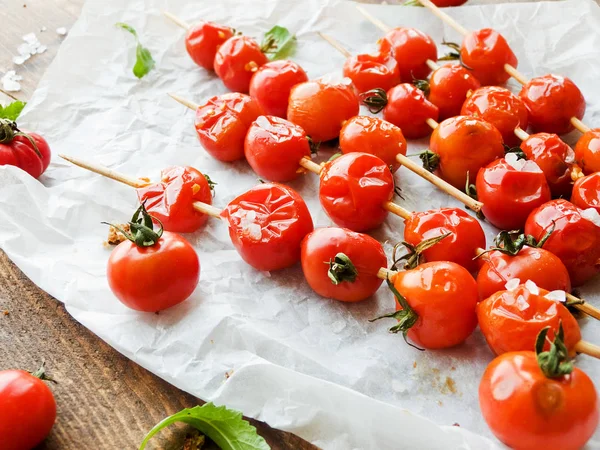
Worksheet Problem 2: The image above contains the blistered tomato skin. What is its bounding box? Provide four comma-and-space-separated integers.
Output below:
379, 28, 437, 82
249, 60, 308, 118
383, 83, 439, 139
574, 129, 600, 174
572, 173, 600, 213
194, 93, 263, 162
214, 36, 268, 93
339, 116, 407, 173
221, 183, 314, 272
519, 74, 585, 135
428, 64, 481, 120
460, 29, 517, 86
403, 208, 485, 273
342, 52, 400, 94
185, 22, 234, 70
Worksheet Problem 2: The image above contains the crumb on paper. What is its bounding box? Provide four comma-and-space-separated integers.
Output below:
105, 223, 130, 246
437, 400, 443, 406
3, 310, 9, 316
413, 361, 417, 369
56, 27, 68, 36
441, 377, 457, 395
452, 423, 461, 427
1, 70, 23, 92
183, 430, 205, 450
210, 339, 214, 344
225, 370, 234, 379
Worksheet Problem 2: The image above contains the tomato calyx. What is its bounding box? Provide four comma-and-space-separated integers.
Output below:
326, 253, 358, 285
439, 41, 473, 70
361, 88, 388, 114
403, 0, 424, 6
419, 149, 440, 173
306, 136, 320, 155
0, 118, 42, 158
204, 174, 217, 196
504, 143, 527, 160
477, 225, 555, 259
391, 232, 452, 270
29, 361, 56, 383
412, 78, 430, 96
536, 322, 573, 378
103, 202, 163, 247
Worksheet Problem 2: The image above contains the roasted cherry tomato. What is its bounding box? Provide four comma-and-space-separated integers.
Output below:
244, 115, 311, 182
460, 28, 517, 86
429, 115, 504, 190
342, 51, 400, 94
287, 78, 359, 142
213, 36, 268, 93
301, 227, 387, 302
249, 60, 308, 118
184, 21, 234, 70
520, 133, 575, 198
574, 129, 600, 175
378, 28, 437, 82
0, 119, 51, 178
427, 64, 481, 120
572, 172, 600, 213
519, 74, 585, 135
403, 207, 485, 273
380, 83, 439, 139
0, 366, 56, 450
339, 116, 406, 173
319, 152, 394, 232
525, 199, 600, 286
476, 156, 551, 230
461, 86, 528, 147
194, 93, 263, 162
137, 166, 213, 234
221, 183, 314, 271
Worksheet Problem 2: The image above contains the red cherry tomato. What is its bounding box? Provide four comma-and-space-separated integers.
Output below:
0, 123, 51, 178
460, 28, 517, 86
525, 199, 600, 286
319, 152, 394, 232
428, 64, 481, 120
287, 79, 359, 142
520, 133, 575, 198
431, 0, 467, 5
476, 157, 551, 230
194, 93, 263, 162
249, 60, 308, 118
480, 351, 599, 450
301, 227, 387, 302
519, 74, 585, 135
342, 51, 400, 94
184, 22, 234, 70
136, 166, 213, 233
378, 28, 437, 82
0, 368, 56, 450
221, 183, 314, 271
213, 36, 268, 93
574, 129, 600, 175
429, 115, 504, 190
477, 246, 571, 301
382, 83, 439, 139
339, 116, 406, 173
572, 172, 600, 213
403, 207, 486, 273
461, 86, 528, 147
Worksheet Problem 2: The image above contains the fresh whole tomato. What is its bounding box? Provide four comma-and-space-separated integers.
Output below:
342, 51, 401, 94
519, 74, 585, 135
378, 28, 437, 82
185, 21, 234, 70
461, 86, 528, 147
381, 83, 439, 139
319, 152, 394, 232
0, 119, 51, 178
460, 28, 517, 86
427, 64, 481, 120
574, 129, 600, 174
572, 172, 600, 213
194, 93, 263, 162
431, 0, 468, 5
221, 182, 314, 271
213, 36, 268, 93
339, 116, 406, 173
249, 60, 308, 118
301, 227, 387, 302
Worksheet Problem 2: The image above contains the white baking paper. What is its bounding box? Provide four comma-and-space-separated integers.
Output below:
2, 0, 600, 448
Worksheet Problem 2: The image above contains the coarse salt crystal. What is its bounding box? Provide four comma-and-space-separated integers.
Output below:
246, 223, 262, 241
12, 55, 29, 65
1, 70, 22, 92
505, 153, 542, 173
516, 294, 529, 311
40, 26, 47, 32
545, 290, 566, 303
505, 278, 520, 291
581, 208, 600, 227
525, 280, 539, 295
56, 27, 68, 36
22, 32, 37, 43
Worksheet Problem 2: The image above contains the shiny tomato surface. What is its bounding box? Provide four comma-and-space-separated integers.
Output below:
379, 27, 437, 82
0, 130, 51, 178
213, 36, 268, 93
572, 172, 600, 213
343, 51, 400, 94
428, 64, 481, 120
185, 21, 233, 70
383, 83, 439, 139
574, 129, 600, 175
460, 28, 517, 86
431, 0, 467, 5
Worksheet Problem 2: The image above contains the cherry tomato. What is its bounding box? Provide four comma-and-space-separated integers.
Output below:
572, 172, 600, 213
525, 199, 600, 286
431, 0, 467, 5
221, 183, 314, 271
319, 152, 394, 232
342, 51, 400, 94
429, 115, 504, 190
213, 36, 268, 93
480, 351, 599, 450
403, 207, 486, 273
392, 261, 478, 349
428, 64, 480, 120
477, 246, 571, 301
378, 28, 437, 82
137, 166, 212, 234
0, 121, 51, 178
194, 93, 263, 162
339, 116, 406, 173
0, 368, 56, 450
382, 83, 439, 139
520, 133, 575, 198
574, 129, 600, 175
460, 28, 517, 86
249, 60, 308, 118
476, 157, 551, 230
301, 227, 387, 302
461, 86, 528, 147
184, 22, 234, 70
519, 74, 585, 135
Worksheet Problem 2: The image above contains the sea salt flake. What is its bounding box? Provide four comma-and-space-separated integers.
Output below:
545, 290, 566, 303
56, 27, 68, 36
505, 153, 527, 171
22, 32, 37, 43
246, 223, 262, 241
40, 26, 47, 32
525, 280, 539, 295
505, 278, 520, 291
12, 55, 29, 65
1, 70, 23, 92
516, 294, 529, 311
581, 208, 600, 227
36, 45, 47, 54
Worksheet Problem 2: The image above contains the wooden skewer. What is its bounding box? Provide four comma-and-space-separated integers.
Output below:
355, 5, 392, 33
425, 118, 439, 130
163, 11, 191, 30
383, 202, 412, 220
377, 267, 396, 280
571, 117, 591, 134
503, 64, 528, 86
298, 157, 323, 174
169, 93, 200, 111
575, 340, 600, 359
317, 33, 351, 58
426, 59, 440, 71
513, 126, 529, 141
415, 0, 469, 36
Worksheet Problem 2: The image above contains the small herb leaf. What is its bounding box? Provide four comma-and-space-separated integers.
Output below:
261, 26, 296, 60
0, 101, 26, 121
116, 22, 155, 79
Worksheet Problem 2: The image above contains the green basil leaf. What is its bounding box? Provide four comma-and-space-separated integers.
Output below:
0, 101, 26, 121
261, 25, 296, 60
116, 22, 155, 79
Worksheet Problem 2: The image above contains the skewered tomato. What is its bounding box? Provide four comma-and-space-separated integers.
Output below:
426, 64, 480, 120
378, 28, 437, 82
184, 22, 234, 70
572, 172, 600, 213
343, 51, 400, 94
249, 60, 308, 118
194, 93, 263, 162
214, 36, 268, 93
461, 86, 528, 147
301, 227, 386, 302
244, 116, 311, 182
319, 152, 394, 232
431, 0, 467, 5
460, 28, 517, 86
221, 183, 314, 271
287, 78, 359, 142
0, 119, 51, 178
574, 129, 600, 174
519, 74, 585, 135
525, 199, 600, 286
339, 116, 406, 173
